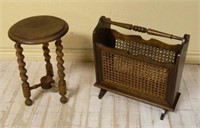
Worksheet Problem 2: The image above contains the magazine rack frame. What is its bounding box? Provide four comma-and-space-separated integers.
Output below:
93, 16, 190, 120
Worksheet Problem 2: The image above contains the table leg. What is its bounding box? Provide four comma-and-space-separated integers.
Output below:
55, 39, 68, 103
43, 43, 54, 77
42, 43, 54, 89
15, 43, 32, 106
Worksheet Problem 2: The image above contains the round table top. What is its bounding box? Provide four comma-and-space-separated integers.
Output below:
8, 15, 69, 44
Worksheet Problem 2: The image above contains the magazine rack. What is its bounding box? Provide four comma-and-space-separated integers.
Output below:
93, 16, 190, 120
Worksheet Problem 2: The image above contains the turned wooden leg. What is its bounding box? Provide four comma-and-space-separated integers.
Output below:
98, 89, 107, 99
15, 43, 32, 106
43, 43, 54, 77
42, 43, 54, 89
55, 39, 68, 103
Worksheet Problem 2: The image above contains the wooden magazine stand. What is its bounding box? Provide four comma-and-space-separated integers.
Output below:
93, 16, 190, 120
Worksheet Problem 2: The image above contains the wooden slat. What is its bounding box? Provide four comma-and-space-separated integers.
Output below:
139, 102, 153, 128
128, 100, 141, 128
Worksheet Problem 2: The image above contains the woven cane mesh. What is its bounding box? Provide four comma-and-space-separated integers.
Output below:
115, 39, 176, 63
101, 50, 169, 99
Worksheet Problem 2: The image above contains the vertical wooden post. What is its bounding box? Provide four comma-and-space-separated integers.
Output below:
55, 39, 68, 103
15, 43, 32, 106
43, 43, 54, 77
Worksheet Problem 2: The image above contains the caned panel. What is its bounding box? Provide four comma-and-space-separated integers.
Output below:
115, 39, 176, 63
101, 50, 169, 100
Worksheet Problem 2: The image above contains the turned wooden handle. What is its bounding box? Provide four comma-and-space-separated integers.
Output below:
102, 19, 183, 41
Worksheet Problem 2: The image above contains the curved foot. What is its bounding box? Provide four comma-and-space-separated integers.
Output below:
98, 89, 107, 99
25, 98, 33, 106
160, 109, 168, 120
60, 96, 69, 104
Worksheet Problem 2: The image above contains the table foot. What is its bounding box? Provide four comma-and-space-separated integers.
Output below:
60, 96, 69, 103
25, 98, 33, 106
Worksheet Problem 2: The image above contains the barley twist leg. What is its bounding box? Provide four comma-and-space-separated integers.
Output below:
55, 39, 68, 103
15, 43, 32, 106
42, 43, 54, 89
43, 43, 54, 77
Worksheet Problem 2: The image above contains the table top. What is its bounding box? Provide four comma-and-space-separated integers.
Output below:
8, 15, 69, 44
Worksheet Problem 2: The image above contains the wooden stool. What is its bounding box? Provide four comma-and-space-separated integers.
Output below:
8, 15, 69, 106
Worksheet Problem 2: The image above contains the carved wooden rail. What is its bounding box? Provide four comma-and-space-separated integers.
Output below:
102, 19, 184, 42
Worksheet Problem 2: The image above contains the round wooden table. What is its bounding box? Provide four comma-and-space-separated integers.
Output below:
8, 15, 69, 106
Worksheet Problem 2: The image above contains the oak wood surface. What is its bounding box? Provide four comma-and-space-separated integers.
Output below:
8, 15, 68, 44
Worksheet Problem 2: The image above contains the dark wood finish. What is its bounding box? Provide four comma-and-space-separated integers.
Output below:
160, 110, 168, 120
103, 18, 183, 41
14, 43, 32, 106
43, 43, 54, 77
98, 89, 107, 99
8, 16, 68, 44
160, 92, 180, 120
55, 39, 69, 103
8, 15, 69, 105
40, 76, 54, 89
93, 16, 190, 120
